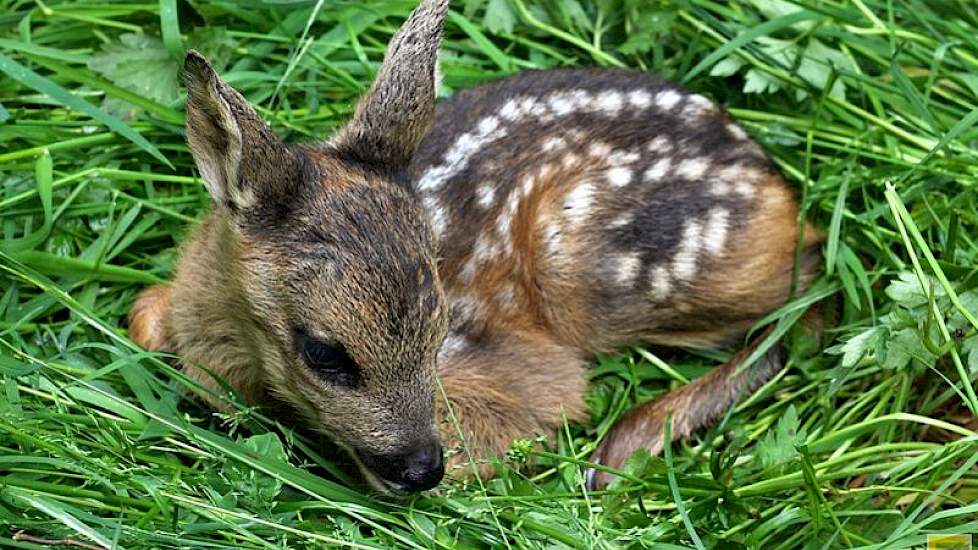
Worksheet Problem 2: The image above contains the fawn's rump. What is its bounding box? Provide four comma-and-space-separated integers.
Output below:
409, 68, 819, 353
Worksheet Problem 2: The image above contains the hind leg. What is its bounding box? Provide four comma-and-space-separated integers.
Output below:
587, 327, 784, 489
128, 284, 172, 351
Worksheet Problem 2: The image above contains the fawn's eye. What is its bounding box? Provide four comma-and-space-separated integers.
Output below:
296, 331, 360, 387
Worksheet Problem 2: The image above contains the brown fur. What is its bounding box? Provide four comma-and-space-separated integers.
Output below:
129, 0, 823, 494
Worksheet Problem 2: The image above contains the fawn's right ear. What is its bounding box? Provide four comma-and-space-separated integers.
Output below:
183, 51, 297, 212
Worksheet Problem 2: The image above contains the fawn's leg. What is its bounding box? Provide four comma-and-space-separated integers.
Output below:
587, 327, 784, 489
587, 302, 833, 490
436, 331, 589, 479
128, 284, 173, 352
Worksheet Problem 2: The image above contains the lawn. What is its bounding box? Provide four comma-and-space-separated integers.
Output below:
2, 0, 978, 548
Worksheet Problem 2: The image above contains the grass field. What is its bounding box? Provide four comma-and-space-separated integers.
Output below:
3, 0, 978, 548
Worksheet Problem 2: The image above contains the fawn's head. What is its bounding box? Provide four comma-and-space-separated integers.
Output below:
182, 0, 450, 494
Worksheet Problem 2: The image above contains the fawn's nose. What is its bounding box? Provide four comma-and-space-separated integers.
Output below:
400, 442, 444, 491
357, 439, 444, 493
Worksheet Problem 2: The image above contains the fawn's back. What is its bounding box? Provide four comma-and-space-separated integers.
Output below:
411, 69, 820, 355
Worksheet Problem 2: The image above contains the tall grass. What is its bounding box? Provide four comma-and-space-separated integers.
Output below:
2, 0, 978, 547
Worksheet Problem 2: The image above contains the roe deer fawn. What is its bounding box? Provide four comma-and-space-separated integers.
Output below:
129, 0, 821, 494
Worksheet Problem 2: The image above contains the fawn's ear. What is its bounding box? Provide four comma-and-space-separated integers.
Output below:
333, 0, 449, 170
183, 51, 299, 212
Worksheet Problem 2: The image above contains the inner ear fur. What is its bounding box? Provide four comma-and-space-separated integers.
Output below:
183, 50, 304, 212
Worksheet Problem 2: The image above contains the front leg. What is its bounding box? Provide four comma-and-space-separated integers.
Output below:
435, 332, 589, 480
128, 284, 173, 352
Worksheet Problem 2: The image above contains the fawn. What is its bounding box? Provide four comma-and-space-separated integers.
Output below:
129, 0, 821, 494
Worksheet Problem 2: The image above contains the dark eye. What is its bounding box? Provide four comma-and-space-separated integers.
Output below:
296, 331, 360, 387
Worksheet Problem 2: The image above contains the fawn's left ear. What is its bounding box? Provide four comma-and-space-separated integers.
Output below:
332, 0, 449, 170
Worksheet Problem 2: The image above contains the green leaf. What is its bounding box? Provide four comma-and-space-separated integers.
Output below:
756, 404, 807, 471
882, 327, 936, 370
797, 38, 849, 101
885, 271, 944, 307
709, 56, 745, 78
742, 36, 797, 95
484, 0, 517, 35
88, 33, 181, 120
0, 52, 171, 167
830, 326, 883, 368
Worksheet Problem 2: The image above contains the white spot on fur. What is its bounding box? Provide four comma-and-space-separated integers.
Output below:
684, 94, 714, 116
417, 112, 508, 192
655, 89, 682, 111
703, 208, 730, 255
689, 94, 712, 108
606, 166, 633, 187
647, 135, 673, 155
530, 101, 548, 118
438, 333, 468, 362
459, 258, 476, 282
727, 122, 748, 140
496, 190, 521, 251
735, 181, 756, 198
568, 90, 591, 110
649, 266, 672, 300
520, 173, 535, 198
596, 90, 624, 114
609, 212, 632, 228
418, 87, 691, 196
476, 183, 495, 209
472, 232, 497, 263
675, 157, 711, 180
542, 221, 562, 257
499, 99, 519, 120
672, 220, 703, 281
478, 116, 500, 135
608, 150, 641, 165
711, 181, 731, 195
588, 142, 612, 158
615, 252, 642, 285
424, 196, 447, 237
562, 153, 581, 167
563, 183, 595, 225
717, 164, 747, 182
644, 158, 672, 181
547, 92, 574, 116
628, 89, 652, 109
542, 136, 566, 152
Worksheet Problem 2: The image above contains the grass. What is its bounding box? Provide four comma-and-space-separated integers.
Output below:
2, 0, 978, 547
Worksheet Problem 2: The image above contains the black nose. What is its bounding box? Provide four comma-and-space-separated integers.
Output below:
357, 440, 444, 493
400, 442, 444, 492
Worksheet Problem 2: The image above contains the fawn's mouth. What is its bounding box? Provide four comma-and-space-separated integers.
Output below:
353, 445, 445, 495
353, 458, 419, 496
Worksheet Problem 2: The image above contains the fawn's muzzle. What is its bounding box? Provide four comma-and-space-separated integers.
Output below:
357, 439, 444, 493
